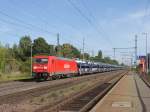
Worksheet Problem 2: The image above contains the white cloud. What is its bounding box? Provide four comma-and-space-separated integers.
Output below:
113, 9, 150, 25
98, 9, 150, 64
128, 10, 146, 19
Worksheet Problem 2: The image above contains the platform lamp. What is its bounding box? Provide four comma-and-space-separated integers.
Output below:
31, 41, 33, 76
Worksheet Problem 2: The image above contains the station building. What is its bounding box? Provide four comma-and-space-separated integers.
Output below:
138, 54, 150, 74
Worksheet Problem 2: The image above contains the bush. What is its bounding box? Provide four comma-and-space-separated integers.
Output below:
148, 70, 150, 75
20, 59, 31, 73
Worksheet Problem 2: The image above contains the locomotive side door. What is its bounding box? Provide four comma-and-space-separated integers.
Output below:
51, 59, 55, 75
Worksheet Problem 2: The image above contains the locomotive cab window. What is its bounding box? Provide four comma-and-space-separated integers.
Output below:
34, 58, 48, 64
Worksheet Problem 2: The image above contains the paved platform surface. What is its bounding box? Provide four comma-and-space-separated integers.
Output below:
90, 72, 150, 112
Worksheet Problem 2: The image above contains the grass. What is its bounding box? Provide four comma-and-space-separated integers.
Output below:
0, 72, 32, 82
29, 80, 93, 105
22, 74, 109, 112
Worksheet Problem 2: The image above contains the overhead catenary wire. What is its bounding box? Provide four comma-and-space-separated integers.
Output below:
0, 1, 110, 57
32, 0, 92, 49
32, 0, 80, 31
66, 0, 113, 47
7, 0, 59, 30
0, 10, 56, 36
7, 0, 86, 49
0, 18, 41, 37
0, 18, 41, 40
142, 0, 150, 24
79, 0, 113, 45
5, 0, 100, 55
0, 9, 83, 49
135, 0, 150, 33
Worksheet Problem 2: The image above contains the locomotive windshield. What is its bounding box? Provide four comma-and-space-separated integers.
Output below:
34, 58, 48, 64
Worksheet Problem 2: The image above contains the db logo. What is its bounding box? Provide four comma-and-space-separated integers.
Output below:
64, 64, 70, 69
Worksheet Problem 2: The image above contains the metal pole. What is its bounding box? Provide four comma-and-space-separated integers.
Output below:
122, 57, 124, 64
57, 33, 60, 57
82, 38, 85, 60
146, 33, 148, 74
135, 35, 137, 67
79, 49, 82, 59
131, 57, 133, 68
31, 43, 33, 76
113, 48, 116, 60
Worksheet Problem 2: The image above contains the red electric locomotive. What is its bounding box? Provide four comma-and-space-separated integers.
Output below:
32, 56, 78, 80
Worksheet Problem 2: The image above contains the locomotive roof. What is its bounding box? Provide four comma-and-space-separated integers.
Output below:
33, 55, 74, 61
56, 57, 74, 61
33, 55, 49, 58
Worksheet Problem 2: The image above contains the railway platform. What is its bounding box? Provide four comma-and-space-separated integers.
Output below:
90, 72, 150, 112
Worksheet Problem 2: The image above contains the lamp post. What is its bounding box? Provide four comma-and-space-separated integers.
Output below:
31, 42, 33, 76
142, 32, 148, 74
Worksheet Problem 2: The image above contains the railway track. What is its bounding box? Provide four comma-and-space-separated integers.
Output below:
0, 71, 124, 105
134, 76, 147, 112
0, 81, 39, 96
0, 72, 114, 97
139, 73, 150, 88
35, 71, 128, 112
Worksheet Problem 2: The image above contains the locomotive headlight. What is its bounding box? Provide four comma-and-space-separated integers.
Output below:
44, 66, 47, 69
33, 66, 37, 69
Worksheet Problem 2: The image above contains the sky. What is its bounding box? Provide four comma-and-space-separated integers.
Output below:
0, 0, 150, 65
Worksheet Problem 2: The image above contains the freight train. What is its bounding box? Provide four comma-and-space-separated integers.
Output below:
32, 56, 123, 80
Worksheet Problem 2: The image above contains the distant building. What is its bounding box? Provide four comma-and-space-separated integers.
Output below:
148, 53, 150, 72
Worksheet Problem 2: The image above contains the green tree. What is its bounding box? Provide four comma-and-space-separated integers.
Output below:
33, 37, 50, 55
0, 43, 19, 73
103, 57, 111, 62
61, 43, 80, 58
97, 50, 102, 59
111, 60, 119, 65
18, 36, 32, 61
90, 50, 103, 62
72, 47, 80, 58
0, 44, 7, 72
81, 53, 90, 60
120, 63, 124, 66
12, 44, 19, 59
61, 44, 72, 58
49, 45, 56, 56
11, 36, 32, 73
102, 57, 119, 65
